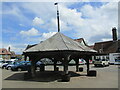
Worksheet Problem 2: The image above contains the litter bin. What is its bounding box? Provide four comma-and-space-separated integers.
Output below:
79, 67, 83, 72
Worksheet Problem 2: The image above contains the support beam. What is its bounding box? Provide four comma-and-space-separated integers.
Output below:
86, 56, 90, 75
54, 59, 57, 71
63, 55, 70, 75
30, 59, 36, 77
64, 63, 68, 74
76, 58, 79, 72
31, 62, 36, 77
24, 55, 27, 61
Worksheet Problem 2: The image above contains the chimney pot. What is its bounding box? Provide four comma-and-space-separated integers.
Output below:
8, 47, 10, 52
112, 27, 117, 41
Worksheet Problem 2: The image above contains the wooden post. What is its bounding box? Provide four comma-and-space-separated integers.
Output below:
86, 56, 90, 75
31, 59, 36, 77
64, 55, 70, 75
54, 59, 57, 71
24, 55, 27, 61
76, 58, 79, 72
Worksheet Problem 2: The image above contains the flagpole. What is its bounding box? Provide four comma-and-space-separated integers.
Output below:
55, 3, 60, 32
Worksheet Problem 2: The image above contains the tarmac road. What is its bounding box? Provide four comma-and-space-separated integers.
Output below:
1, 65, 119, 88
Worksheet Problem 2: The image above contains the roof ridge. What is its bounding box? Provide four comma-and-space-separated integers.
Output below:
59, 33, 70, 50
95, 40, 113, 44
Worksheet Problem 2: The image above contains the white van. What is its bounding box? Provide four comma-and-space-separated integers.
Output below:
109, 53, 120, 65
94, 59, 109, 67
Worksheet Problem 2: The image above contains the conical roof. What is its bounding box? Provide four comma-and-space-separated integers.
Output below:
24, 32, 96, 53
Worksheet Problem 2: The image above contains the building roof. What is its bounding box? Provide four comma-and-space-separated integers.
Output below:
24, 32, 96, 53
93, 40, 120, 54
74, 38, 87, 46
0, 48, 11, 55
25, 44, 38, 50
88, 45, 94, 49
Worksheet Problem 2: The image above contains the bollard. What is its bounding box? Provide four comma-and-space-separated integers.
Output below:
79, 67, 83, 72
62, 74, 70, 82
88, 70, 97, 77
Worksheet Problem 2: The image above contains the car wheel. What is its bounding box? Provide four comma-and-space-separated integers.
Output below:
2, 66, 5, 69
18, 68, 22, 71
103, 63, 105, 67
8, 67, 11, 70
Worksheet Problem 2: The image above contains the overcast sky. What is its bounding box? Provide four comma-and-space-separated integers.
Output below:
1, 1, 119, 54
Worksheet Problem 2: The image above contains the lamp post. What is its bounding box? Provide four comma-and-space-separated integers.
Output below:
54, 3, 60, 32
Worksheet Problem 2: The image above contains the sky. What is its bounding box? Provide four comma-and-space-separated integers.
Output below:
1, 1, 119, 54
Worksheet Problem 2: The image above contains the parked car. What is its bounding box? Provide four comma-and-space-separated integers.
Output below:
94, 59, 109, 67
1, 60, 13, 69
0, 60, 5, 68
11, 61, 43, 71
89, 60, 93, 64
35, 61, 44, 70
69, 59, 86, 65
11, 61, 31, 71
5, 61, 19, 70
79, 59, 86, 65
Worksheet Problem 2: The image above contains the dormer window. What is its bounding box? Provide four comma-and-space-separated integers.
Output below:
2, 50, 4, 53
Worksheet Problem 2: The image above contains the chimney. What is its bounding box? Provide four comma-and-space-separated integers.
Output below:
112, 27, 117, 41
8, 47, 10, 52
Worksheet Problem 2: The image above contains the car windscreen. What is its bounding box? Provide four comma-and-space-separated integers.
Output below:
0, 61, 5, 63
9, 61, 19, 65
95, 59, 101, 61
5, 61, 12, 64
19, 61, 31, 65
102, 59, 105, 61
0, 61, 3, 63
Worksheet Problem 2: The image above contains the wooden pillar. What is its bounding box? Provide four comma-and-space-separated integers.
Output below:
24, 55, 27, 61
63, 55, 70, 75
76, 58, 79, 72
86, 56, 90, 75
54, 59, 57, 71
31, 59, 36, 77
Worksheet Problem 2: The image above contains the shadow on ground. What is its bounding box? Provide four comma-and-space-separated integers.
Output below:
4, 71, 86, 82
91, 66, 104, 68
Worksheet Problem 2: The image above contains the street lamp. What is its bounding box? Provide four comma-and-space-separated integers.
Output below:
54, 3, 60, 32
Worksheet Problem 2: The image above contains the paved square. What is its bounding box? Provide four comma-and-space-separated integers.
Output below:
1, 65, 118, 88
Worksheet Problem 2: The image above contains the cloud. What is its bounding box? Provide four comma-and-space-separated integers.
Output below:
20, 28, 40, 36
102, 38, 112, 41
2, 2, 118, 54
2, 3, 31, 25
33, 17, 44, 26
19, 2, 118, 44
26, 32, 57, 42
42, 32, 57, 40
73, 2, 118, 44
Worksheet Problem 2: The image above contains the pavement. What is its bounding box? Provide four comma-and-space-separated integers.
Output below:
1, 64, 119, 88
